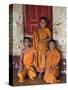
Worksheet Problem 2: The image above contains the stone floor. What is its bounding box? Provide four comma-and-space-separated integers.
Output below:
13, 69, 66, 86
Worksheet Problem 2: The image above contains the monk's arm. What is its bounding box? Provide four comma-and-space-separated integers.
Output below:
44, 37, 51, 42
45, 28, 52, 42
33, 30, 39, 50
51, 51, 61, 70
19, 49, 24, 71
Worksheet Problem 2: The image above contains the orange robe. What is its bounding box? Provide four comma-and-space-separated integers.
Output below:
23, 47, 36, 80
23, 47, 34, 67
18, 47, 36, 82
44, 48, 61, 83
33, 27, 51, 72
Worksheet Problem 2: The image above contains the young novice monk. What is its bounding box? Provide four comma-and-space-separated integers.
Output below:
17, 37, 36, 83
44, 39, 61, 83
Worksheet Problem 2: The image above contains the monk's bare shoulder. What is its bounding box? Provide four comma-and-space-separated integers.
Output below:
21, 48, 26, 54
55, 48, 61, 56
46, 50, 50, 55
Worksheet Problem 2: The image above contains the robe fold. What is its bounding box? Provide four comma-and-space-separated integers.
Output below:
18, 47, 36, 82
44, 49, 61, 83
33, 27, 51, 72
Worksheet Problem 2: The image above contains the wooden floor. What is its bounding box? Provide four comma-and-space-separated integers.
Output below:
13, 69, 66, 86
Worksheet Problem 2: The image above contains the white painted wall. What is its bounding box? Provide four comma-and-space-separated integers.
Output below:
13, 4, 24, 56
53, 7, 66, 59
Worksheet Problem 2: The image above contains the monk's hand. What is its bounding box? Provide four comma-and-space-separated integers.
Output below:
49, 68, 53, 73
46, 68, 52, 72
50, 65, 56, 71
44, 38, 50, 42
33, 49, 36, 53
47, 66, 54, 72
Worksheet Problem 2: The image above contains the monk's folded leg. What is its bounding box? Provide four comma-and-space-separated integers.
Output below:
28, 67, 37, 80
17, 69, 26, 83
44, 71, 60, 84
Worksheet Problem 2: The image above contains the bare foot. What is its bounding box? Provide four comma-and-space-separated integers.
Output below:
30, 77, 35, 80
55, 80, 61, 83
50, 80, 61, 84
18, 79, 25, 83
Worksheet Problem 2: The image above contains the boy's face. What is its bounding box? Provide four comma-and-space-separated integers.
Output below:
40, 19, 46, 29
49, 42, 55, 50
24, 39, 30, 47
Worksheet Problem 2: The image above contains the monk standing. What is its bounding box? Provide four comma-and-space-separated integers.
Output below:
44, 39, 61, 83
33, 17, 52, 78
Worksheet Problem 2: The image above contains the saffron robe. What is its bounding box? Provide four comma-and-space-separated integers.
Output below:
33, 27, 51, 72
17, 47, 36, 82
44, 48, 61, 83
